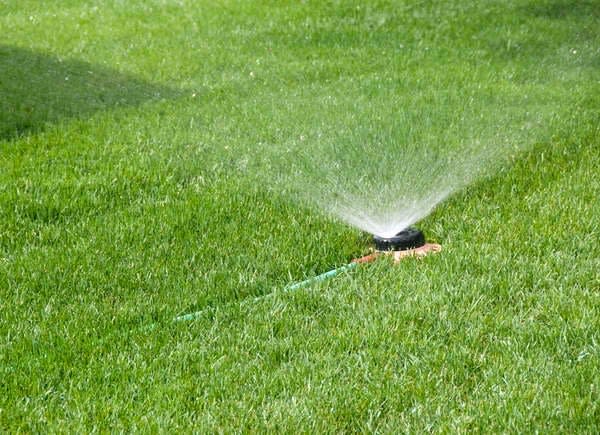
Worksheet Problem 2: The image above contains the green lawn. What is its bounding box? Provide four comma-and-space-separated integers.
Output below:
1, 0, 599, 431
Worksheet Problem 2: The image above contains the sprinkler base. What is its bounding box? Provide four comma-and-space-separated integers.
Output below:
388, 242, 441, 262
352, 243, 441, 264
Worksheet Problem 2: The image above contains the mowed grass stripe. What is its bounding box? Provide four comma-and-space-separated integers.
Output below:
1, 0, 599, 431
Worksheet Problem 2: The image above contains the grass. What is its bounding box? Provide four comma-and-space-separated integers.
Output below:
1, 0, 599, 431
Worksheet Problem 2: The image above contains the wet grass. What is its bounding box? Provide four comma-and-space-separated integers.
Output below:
1, 0, 599, 431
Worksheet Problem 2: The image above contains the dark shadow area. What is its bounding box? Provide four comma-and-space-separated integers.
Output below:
522, 0, 600, 20
482, 0, 600, 68
0, 44, 182, 140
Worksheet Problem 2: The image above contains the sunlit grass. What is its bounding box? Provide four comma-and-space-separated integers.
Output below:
1, 0, 599, 431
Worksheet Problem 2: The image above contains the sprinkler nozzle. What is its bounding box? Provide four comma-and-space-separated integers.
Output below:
373, 227, 426, 252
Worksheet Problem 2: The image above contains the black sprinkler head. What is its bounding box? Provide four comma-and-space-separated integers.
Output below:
373, 227, 426, 251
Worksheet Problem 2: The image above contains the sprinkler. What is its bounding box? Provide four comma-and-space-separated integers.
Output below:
373, 227, 426, 251
367, 226, 441, 262
285, 226, 441, 292
173, 227, 441, 323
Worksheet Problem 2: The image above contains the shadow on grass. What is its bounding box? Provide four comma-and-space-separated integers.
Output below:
0, 44, 181, 141
522, 0, 600, 20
